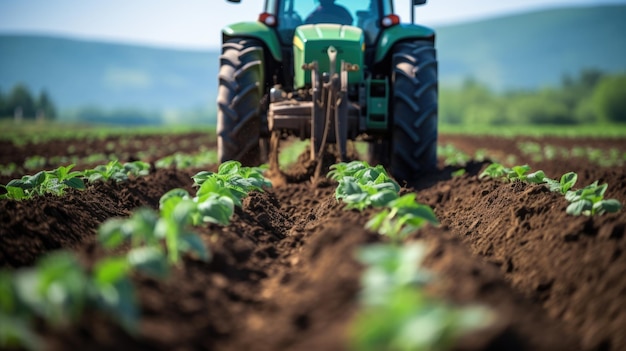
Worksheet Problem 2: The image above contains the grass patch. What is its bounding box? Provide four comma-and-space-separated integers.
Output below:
439, 123, 626, 138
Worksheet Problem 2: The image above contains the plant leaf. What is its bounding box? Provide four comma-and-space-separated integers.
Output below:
180, 233, 211, 262
566, 199, 593, 216
126, 247, 169, 279
62, 177, 86, 190
526, 170, 546, 184
559, 172, 577, 193
593, 199, 622, 215
93, 257, 131, 285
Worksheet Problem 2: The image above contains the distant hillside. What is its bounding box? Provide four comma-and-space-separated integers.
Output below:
1, 4, 625, 122
435, 4, 626, 90
0, 35, 220, 117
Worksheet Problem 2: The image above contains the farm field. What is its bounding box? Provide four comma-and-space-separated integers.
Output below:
1, 127, 626, 351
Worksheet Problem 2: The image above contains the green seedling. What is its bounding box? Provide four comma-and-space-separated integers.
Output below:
1, 165, 86, 200
328, 161, 399, 190
356, 243, 433, 305
507, 164, 531, 181
437, 144, 471, 167
480, 163, 545, 184
195, 176, 245, 209
84, 160, 149, 183
335, 176, 399, 211
23, 155, 46, 170
192, 160, 271, 201
330, 161, 401, 211
12, 252, 89, 327
479, 163, 508, 179
366, 194, 439, 242
543, 171, 577, 194
350, 243, 493, 351
155, 150, 218, 169
99, 205, 210, 270
0, 251, 142, 350
327, 160, 372, 180
0, 163, 18, 176
451, 169, 466, 177
565, 181, 622, 216
157, 198, 211, 263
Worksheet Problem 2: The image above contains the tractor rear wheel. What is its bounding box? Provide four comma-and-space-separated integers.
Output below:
217, 38, 265, 166
369, 40, 438, 183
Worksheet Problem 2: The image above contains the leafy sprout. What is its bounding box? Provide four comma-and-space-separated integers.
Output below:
1, 165, 85, 200
350, 243, 493, 351
366, 194, 439, 242
565, 181, 622, 216
83, 160, 149, 183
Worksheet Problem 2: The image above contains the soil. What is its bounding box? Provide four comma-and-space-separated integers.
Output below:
1, 133, 625, 351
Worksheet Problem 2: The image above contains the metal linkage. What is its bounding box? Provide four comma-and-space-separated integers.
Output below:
303, 46, 360, 163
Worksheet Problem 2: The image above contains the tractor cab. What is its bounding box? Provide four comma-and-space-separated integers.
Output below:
260, 0, 397, 46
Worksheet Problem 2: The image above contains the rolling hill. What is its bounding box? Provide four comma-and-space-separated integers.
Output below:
0, 36, 221, 121
0, 4, 625, 123
436, 4, 626, 90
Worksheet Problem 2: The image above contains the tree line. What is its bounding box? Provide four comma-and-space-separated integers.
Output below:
0, 84, 57, 121
440, 70, 626, 125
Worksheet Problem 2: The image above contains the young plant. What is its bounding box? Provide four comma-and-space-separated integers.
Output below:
565, 181, 622, 216
366, 194, 439, 242
155, 150, 218, 169
1, 165, 85, 200
335, 176, 399, 211
192, 160, 271, 202
437, 144, 471, 167
350, 243, 493, 351
330, 161, 401, 211
98, 205, 209, 273
543, 171, 577, 194
84, 160, 149, 183
90, 256, 139, 332
506, 164, 532, 182
0, 252, 141, 350
479, 163, 508, 180
480, 163, 545, 184
327, 160, 372, 180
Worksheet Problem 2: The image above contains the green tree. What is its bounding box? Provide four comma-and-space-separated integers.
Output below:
8, 84, 37, 119
0, 89, 7, 118
36, 90, 57, 120
592, 74, 626, 123
506, 89, 574, 125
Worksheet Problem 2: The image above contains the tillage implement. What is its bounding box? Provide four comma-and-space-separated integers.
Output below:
219, 0, 438, 183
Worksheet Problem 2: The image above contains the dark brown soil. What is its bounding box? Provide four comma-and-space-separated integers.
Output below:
1, 133, 625, 351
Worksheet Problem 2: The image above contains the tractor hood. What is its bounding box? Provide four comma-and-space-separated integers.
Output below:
293, 24, 364, 89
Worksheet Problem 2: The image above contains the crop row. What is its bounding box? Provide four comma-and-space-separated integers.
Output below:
1, 146, 217, 177
0, 161, 268, 349
2, 122, 215, 146
517, 141, 626, 167
328, 161, 492, 350
480, 163, 622, 216
0, 161, 150, 200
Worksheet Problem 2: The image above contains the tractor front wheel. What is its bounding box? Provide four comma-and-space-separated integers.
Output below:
217, 38, 265, 166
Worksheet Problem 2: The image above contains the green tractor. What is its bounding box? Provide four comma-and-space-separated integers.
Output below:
219, 0, 437, 183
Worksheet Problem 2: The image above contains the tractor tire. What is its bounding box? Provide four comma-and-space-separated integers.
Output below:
217, 38, 265, 166
370, 40, 438, 183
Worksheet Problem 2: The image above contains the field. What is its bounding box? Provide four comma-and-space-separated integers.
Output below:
1, 125, 626, 351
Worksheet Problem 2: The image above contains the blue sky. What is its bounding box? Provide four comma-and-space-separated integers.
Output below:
0, 0, 625, 49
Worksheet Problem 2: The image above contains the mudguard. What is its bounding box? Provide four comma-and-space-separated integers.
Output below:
222, 21, 283, 62
374, 23, 435, 63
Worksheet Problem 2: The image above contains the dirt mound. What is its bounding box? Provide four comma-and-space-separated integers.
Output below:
1, 134, 625, 350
